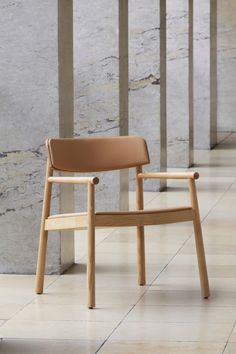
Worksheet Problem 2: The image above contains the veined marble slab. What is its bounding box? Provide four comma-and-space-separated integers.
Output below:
74, 0, 121, 210
218, 0, 236, 131
0, 0, 63, 274
129, 0, 164, 191
167, 0, 192, 167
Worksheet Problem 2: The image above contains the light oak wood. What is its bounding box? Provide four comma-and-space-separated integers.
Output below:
48, 176, 99, 185
138, 172, 199, 180
95, 208, 194, 227
35, 160, 53, 294
87, 183, 95, 309
189, 179, 210, 298
45, 213, 88, 231
136, 166, 146, 285
45, 207, 194, 231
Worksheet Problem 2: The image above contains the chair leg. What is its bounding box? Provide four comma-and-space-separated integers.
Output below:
87, 226, 95, 309
35, 159, 52, 295
193, 216, 210, 298
189, 179, 210, 298
137, 226, 146, 285
87, 183, 95, 309
136, 166, 146, 286
35, 229, 48, 294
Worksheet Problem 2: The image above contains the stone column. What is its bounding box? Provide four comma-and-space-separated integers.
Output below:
189, 0, 194, 164
129, 0, 167, 191
119, 0, 129, 210
58, 0, 75, 271
210, 0, 217, 146
194, 0, 217, 149
218, 0, 236, 131
0, 0, 67, 274
160, 0, 167, 190
74, 0, 121, 211
167, 0, 193, 167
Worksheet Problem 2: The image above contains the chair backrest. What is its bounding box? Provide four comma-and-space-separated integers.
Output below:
47, 136, 150, 172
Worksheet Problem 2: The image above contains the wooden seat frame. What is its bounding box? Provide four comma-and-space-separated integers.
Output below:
35, 137, 210, 308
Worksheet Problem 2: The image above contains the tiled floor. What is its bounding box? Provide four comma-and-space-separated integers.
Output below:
1, 132, 236, 353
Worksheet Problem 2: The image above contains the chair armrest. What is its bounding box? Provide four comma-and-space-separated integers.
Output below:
138, 172, 199, 180
48, 176, 99, 185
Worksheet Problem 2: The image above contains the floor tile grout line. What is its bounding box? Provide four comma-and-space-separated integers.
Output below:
222, 321, 236, 354
217, 132, 233, 146
198, 177, 236, 226
222, 342, 228, 354
94, 303, 138, 353
0, 275, 62, 328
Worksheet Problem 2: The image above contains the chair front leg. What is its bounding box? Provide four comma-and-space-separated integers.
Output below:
137, 226, 146, 285
35, 160, 53, 294
87, 183, 96, 309
189, 179, 210, 298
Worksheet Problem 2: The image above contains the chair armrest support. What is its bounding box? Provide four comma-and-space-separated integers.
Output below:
48, 176, 99, 185
138, 172, 199, 180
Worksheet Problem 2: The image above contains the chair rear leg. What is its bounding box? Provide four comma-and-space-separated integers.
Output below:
137, 226, 146, 285
87, 227, 95, 309
189, 179, 210, 298
87, 183, 95, 309
136, 166, 146, 286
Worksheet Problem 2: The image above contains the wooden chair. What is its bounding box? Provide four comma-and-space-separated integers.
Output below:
35, 136, 210, 308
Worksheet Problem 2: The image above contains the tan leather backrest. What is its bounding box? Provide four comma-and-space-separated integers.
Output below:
47, 136, 150, 172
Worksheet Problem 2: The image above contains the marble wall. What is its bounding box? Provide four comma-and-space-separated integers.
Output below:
194, 0, 217, 149
73, 0, 121, 210
194, 0, 211, 149
167, 0, 192, 167
218, 0, 236, 131
129, 0, 164, 190
0, 0, 62, 273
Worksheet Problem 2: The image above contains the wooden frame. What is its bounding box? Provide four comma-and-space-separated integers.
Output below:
35, 157, 210, 309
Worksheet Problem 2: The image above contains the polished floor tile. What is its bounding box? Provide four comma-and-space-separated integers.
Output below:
15, 303, 132, 322
0, 319, 116, 340
126, 304, 236, 325
0, 275, 58, 289
98, 341, 225, 354
110, 321, 232, 342
139, 289, 236, 307
0, 339, 101, 354
152, 275, 236, 292
33, 287, 146, 306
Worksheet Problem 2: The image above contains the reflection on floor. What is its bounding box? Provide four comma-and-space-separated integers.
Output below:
0, 133, 236, 354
